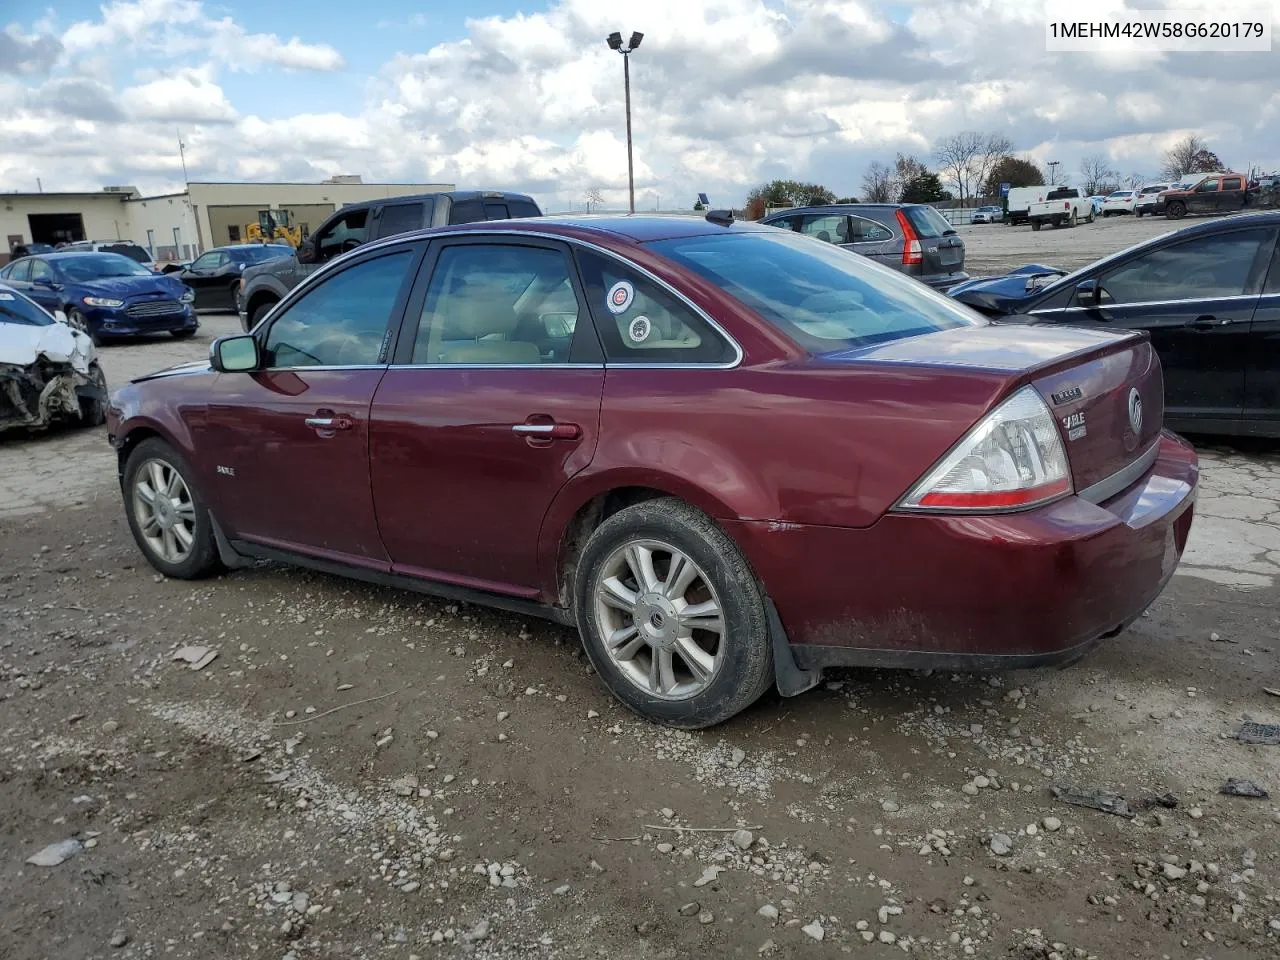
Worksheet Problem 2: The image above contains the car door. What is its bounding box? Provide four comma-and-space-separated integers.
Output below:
845, 213, 898, 269
182, 251, 231, 309
1186, 179, 1220, 214
795, 214, 849, 247
1244, 232, 1280, 430
1035, 227, 1273, 428
369, 237, 604, 595
1219, 176, 1246, 213
26, 259, 61, 312
204, 244, 423, 566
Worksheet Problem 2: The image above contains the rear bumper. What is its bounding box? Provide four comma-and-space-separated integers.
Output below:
920, 270, 969, 289
724, 431, 1198, 670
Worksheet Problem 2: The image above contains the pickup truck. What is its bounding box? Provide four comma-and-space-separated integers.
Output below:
1152, 174, 1248, 219
238, 190, 542, 330
1027, 188, 1094, 231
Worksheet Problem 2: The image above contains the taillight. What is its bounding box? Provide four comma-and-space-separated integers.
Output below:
895, 209, 922, 265
1063, 202, 1070, 209
896, 386, 1071, 512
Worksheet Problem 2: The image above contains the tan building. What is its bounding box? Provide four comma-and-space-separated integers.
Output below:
1, 176, 454, 265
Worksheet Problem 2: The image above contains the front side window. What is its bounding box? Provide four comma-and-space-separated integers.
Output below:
649, 230, 981, 353
1099, 229, 1271, 304
0, 288, 53, 326
263, 250, 413, 368
29, 260, 55, 283
192, 252, 227, 270
316, 209, 369, 260
1194, 180, 1219, 194
797, 215, 848, 244
413, 244, 581, 365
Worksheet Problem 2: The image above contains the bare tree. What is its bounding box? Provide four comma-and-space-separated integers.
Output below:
861, 161, 897, 203
1160, 134, 1207, 180
934, 131, 984, 205
584, 187, 604, 212
972, 134, 1012, 202
1079, 154, 1120, 195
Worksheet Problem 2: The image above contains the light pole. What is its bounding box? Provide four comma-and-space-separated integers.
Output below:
1047, 160, 1060, 184
607, 31, 643, 213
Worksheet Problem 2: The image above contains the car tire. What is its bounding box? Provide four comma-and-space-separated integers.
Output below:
1031, 221, 1042, 232
171, 329, 196, 339
1167, 200, 1187, 220
79, 363, 107, 427
247, 299, 275, 332
65, 308, 102, 346
1068, 211, 1077, 228
574, 497, 775, 729
122, 438, 223, 580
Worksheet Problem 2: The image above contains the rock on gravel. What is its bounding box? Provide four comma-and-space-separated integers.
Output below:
732, 829, 754, 850
989, 833, 1013, 856
679, 902, 701, 917
758, 904, 779, 921
801, 920, 824, 941
109, 930, 129, 949
26, 838, 82, 867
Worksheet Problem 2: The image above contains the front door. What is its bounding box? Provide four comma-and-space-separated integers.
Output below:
1041, 227, 1273, 426
26, 259, 61, 313
182, 250, 232, 309
206, 245, 422, 566
1186, 179, 1220, 215
1245, 234, 1280, 429
370, 238, 604, 595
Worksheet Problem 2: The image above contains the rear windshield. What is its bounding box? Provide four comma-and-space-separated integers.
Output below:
1108, 191, 1133, 198
648, 230, 982, 353
100, 243, 152, 263
902, 205, 954, 238
0, 288, 54, 326
508, 200, 542, 219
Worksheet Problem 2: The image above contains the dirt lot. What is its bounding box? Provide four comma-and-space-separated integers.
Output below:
3, 257, 1279, 960
959, 213, 1182, 276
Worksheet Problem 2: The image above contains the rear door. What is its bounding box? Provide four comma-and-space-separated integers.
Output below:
1037, 226, 1273, 428
902, 205, 964, 281
1219, 176, 1247, 213
1245, 232, 1280, 430
369, 236, 604, 596
795, 214, 849, 247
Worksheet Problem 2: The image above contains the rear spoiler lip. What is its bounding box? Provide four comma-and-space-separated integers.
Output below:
1002, 323, 1148, 393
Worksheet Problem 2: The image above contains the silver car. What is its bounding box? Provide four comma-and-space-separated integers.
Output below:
760, 204, 969, 290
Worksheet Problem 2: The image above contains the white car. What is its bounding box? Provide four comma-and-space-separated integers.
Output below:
1101, 190, 1137, 216
1132, 183, 1174, 217
971, 205, 1003, 224
0, 282, 107, 434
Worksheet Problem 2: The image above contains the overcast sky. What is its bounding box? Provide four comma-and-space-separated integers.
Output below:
2, 0, 1278, 211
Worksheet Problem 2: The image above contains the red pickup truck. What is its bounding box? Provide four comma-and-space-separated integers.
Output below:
1153, 174, 1248, 219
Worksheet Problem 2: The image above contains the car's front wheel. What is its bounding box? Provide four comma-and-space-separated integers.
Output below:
123, 438, 222, 580
246, 299, 276, 333
575, 498, 774, 728
171, 329, 196, 339
1166, 200, 1187, 220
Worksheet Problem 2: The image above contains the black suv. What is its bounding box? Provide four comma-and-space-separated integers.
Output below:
238, 190, 542, 330
760, 203, 967, 290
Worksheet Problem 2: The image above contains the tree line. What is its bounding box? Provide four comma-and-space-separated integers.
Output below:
739, 132, 1239, 216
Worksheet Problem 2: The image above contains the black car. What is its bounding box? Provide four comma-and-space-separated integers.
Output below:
237, 190, 542, 330
948, 211, 1280, 437
759, 203, 968, 290
178, 244, 294, 311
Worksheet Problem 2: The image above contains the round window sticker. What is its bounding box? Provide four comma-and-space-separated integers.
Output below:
627, 315, 652, 343
606, 280, 634, 315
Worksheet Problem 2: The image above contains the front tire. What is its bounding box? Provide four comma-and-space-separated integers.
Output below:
1167, 200, 1187, 220
246, 299, 276, 333
1031, 221, 1042, 232
122, 438, 222, 580
171, 329, 196, 339
574, 498, 774, 728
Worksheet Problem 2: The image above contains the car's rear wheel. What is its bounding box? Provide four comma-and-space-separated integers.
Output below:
123, 438, 222, 580
575, 498, 774, 728
1068, 211, 1078, 228
1166, 200, 1187, 220
1031, 221, 1042, 232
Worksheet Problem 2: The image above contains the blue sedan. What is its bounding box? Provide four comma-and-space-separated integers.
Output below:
0, 251, 197, 344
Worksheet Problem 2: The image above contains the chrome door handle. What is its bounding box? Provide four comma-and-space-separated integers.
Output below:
305, 417, 335, 428
512, 424, 554, 435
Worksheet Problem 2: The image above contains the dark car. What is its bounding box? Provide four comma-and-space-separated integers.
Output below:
948, 211, 1280, 437
179, 244, 294, 312
0, 251, 197, 345
1153, 174, 1250, 219
759, 203, 968, 289
237, 190, 542, 331
107, 214, 1197, 728
8, 242, 55, 260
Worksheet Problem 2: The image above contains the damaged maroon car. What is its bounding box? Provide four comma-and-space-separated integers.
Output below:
107, 214, 1198, 728
1, 283, 107, 435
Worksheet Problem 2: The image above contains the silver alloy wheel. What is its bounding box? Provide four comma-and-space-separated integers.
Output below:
67, 310, 89, 333
132, 458, 197, 564
593, 539, 725, 700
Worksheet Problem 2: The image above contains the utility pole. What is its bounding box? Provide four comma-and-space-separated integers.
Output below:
1047, 160, 1060, 184
177, 129, 189, 185
607, 31, 644, 213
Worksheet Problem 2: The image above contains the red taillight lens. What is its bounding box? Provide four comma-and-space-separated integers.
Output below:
1063, 202, 1070, 209
895, 209, 922, 265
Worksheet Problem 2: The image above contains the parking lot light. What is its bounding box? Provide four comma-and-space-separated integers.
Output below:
607, 30, 643, 213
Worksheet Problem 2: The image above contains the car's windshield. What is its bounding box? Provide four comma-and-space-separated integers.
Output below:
237, 245, 295, 264
56, 253, 155, 282
649, 230, 983, 352
0, 288, 54, 326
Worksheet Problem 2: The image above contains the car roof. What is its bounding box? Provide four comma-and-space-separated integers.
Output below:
763, 204, 917, 217
339, 189, 539, 212
42, 250, 141, 260
215, 243, 292, 251
366, 214, 775, 248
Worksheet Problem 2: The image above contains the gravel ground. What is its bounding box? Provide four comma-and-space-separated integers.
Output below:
2, 279, 1279, 960
959, 213, 1182, 276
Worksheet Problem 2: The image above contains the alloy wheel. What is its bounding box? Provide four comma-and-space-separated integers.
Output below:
132, 459, 197, 564
592, 539, 725, 700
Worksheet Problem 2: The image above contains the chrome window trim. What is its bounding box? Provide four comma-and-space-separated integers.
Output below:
1031, 293, 1260, 315
386, 363, 606, 371
1077, 440, 1161, 505
255, 364, 390, 373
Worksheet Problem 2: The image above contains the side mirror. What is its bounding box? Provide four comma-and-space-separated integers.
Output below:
210, 335, 260, 373
1075, 279, 1100, 305
295, 239, 318, 264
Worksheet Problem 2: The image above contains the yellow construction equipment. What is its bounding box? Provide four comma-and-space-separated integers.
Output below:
243, 210, 303, 247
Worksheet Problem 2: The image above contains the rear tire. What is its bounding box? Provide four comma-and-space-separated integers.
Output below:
1031, 221, 1042, 232
1068, 211, 1077, 228
122, 438, 223, 580
574, 498, 774, 728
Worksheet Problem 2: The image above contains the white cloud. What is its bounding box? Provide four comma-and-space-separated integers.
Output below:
2, 0, 1278, 209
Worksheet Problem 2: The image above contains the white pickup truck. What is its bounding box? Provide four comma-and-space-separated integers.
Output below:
1027, 187, 1094, 230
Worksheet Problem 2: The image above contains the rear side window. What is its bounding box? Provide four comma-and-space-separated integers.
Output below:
507, 200, 541, 219
3, 260, 31, 282
797, 215, 847, 244
902, 206, 953, 238
377, 202, 424, 239
1099, 229, 1272, 304
1265, 240, 1280, 295
848, 216, 893, 242
483, 202, 510, 220
449, 200, 486, 224
576, 249, 734, 364
1223, 178, 1243, 191
649, 230, 980, 353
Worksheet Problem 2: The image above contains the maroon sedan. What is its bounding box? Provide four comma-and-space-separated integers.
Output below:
107, 214, 1198, 727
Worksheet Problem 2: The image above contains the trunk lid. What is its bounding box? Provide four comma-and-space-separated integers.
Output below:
901, 205, 965, 274
827, 323, 1163, 497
